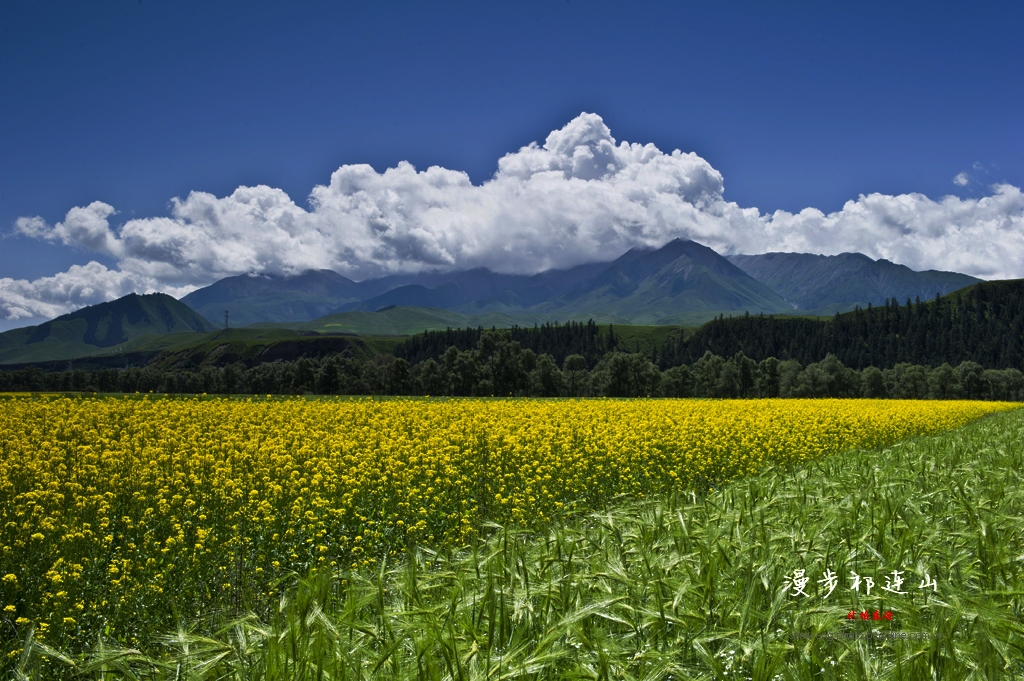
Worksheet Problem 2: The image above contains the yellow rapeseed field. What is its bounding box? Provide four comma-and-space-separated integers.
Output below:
0, 395, 1016, 646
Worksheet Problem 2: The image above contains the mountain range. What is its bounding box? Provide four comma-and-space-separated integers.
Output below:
1, 239, 981, 365
184, 238, 978, 326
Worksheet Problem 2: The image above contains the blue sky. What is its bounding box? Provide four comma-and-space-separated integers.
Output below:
1, 1, 1022, 326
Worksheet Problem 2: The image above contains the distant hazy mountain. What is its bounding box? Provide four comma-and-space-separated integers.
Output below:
341, 282, 472, 312
179, 267, 590, 323
0, 293, 214, 365
726, 252, 980, 311
336, 263, 610, 313
180, 270, 365, 327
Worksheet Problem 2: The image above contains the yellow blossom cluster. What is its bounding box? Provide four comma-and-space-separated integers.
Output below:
0, 394, 1015, 646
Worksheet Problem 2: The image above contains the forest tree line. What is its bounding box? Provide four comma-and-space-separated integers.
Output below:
2, 329, 1021, 401
663, 282, 1024, 370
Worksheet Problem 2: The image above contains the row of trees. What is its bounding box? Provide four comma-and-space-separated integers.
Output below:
3, 330, 1021, 401
395, 319, 624, 368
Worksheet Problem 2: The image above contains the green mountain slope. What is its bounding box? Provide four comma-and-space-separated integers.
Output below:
727, 252, 979, 311
0, 293, 215, 365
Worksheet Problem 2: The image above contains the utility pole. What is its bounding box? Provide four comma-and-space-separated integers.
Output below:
224, 310, 229, 330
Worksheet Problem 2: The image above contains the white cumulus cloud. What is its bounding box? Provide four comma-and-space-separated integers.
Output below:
15, 201, 125, 257
6, 112, 1024, 324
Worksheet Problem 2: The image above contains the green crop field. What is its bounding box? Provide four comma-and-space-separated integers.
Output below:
3, 403, 1023, 679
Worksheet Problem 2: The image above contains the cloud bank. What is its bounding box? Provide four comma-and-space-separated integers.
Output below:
5, 112, 1024, 323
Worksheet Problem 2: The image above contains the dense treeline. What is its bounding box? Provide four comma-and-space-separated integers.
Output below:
664, 281, 1024, 369
2, 329, 1021, 400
